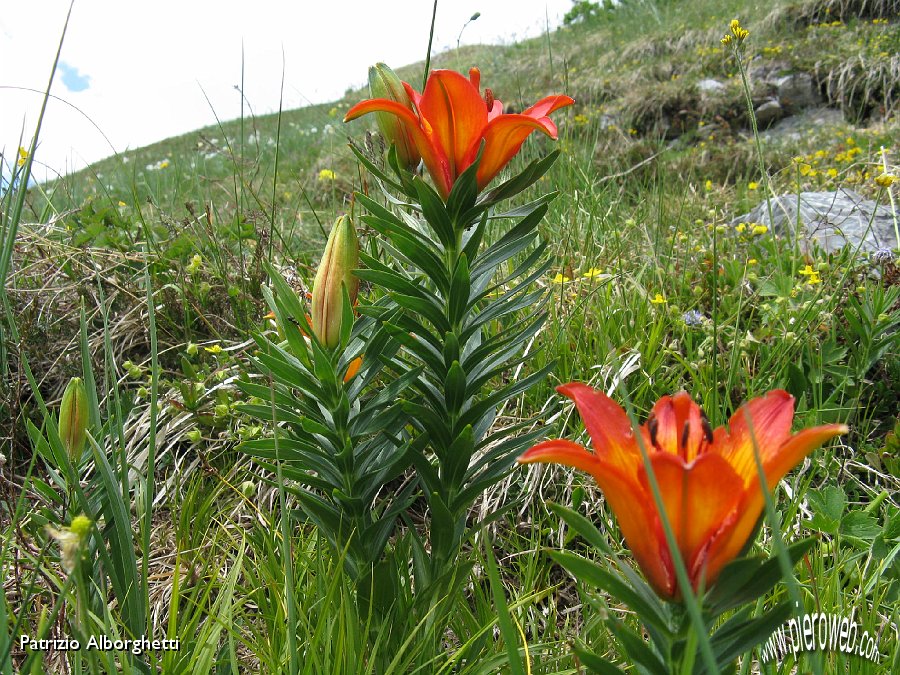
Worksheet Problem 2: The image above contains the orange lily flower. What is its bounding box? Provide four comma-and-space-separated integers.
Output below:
344, 68, 574, 200
518, 384, 847, 600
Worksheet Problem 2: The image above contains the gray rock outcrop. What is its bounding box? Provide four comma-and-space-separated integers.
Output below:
733, 189, 898, 254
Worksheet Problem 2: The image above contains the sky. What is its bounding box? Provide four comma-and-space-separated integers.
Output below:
1, 0, 572, 183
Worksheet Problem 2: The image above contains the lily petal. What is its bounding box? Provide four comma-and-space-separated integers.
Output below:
418, 70, 488, 179
523, 94, 576, 119
475, 114, 556, 188
705, 422, 847, 578
644, 452, 743, 591
519, 438, 672, 597
556, 383, 637, 472
715, 390, 796, 485
345, 97, 453, 198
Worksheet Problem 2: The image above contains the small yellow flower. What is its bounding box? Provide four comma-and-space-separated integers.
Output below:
705, 179, 713, 191
551, 273, 571, 284
735, 223, 747, 233
204, 344, 223, 355
17, 147, 28, 167
874, 173, 895, 188
650, 293, 667, 305
752, 224, 768, 235
159, 159, 170, 169
573, 114, 589, 125
826, 168, 838, 178
721, 34, 733, 46
581, 267, 604, 278
748, 258, 758, 265
318, 168, 336, 181
799, 265, 816, 276
748, 181, 759, 190
117, 200, 127, 207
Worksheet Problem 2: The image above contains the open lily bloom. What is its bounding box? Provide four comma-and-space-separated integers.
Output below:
345, 68, 574, 199
519, 384, 847, 600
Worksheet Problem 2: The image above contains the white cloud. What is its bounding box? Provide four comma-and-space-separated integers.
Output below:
1, 0, 571, 181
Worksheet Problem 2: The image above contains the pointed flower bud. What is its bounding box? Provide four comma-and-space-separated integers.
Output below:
59, 377, 89, 463
311, 215, 359, 350
368, 63, 422, 171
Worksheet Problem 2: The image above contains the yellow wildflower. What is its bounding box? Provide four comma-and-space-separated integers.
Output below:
752, 224, 768, 235
204, 344, 223, 354
874, 173, 895, 188
705, 179, 713, 191
551, 273, 571, 284
735, 223, 747, 233
581, 267, 604, 278
17, 147, 28, 167
573, 114, 589, 125
318, 168, 336, 181
650, 293, 667, 305
748, 181, 759, 190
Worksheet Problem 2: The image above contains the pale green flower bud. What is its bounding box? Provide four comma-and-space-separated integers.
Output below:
311, 216, 359, 350
368, 63, 421, 170
46, 515, 91, 573
59, 377, 89, 463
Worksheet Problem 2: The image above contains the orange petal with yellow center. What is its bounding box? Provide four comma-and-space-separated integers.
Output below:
418, 69, 488, 179
642, 452, 743, 591
519, 438, 673, 597
705, 422, 847, 580
714, 390, 796, 485
475, 114, 557, 189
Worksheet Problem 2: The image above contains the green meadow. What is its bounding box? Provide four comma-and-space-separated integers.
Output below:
2, 0, 898, 672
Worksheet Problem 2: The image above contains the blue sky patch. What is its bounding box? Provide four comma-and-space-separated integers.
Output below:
57, 61, 90, 92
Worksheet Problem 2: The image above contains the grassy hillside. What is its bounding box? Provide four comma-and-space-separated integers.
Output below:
3, 0, 899, 672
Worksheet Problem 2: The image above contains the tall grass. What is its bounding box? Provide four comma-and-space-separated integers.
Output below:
2, 0, 898, 672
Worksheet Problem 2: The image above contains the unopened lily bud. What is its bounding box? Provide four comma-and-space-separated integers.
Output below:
59, 377, 89, 462
368, 63, 421, 170
311, 215, 359, 350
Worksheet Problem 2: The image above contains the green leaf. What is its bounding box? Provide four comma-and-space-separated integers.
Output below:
483, 540, 527, 675
571, 644, 626, 674
807, 485, 845, 534
448, 254, 471, 328
447, 144, 482, 227
469, 150, 560, 213
705, 538, 816, 616
444, 360, 467, 414
548, 551, 670, 636
608, 618, 668, 675
414, 177, 455, 248
548, 502, 615, 556
461, 210, 490, 262
841, 511, 881, 540
706, 601, 793, 673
